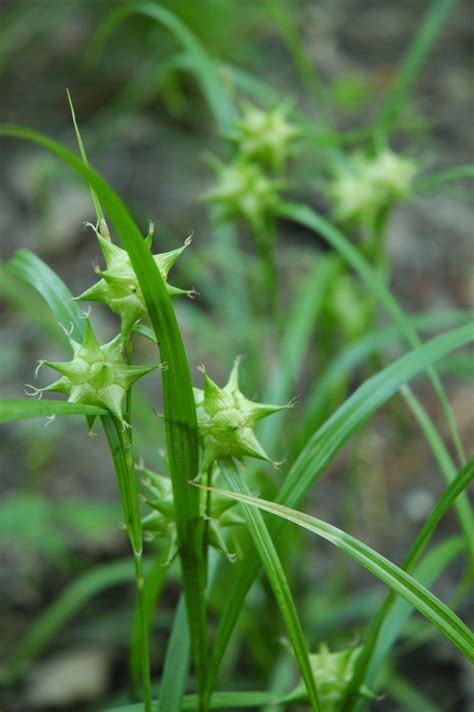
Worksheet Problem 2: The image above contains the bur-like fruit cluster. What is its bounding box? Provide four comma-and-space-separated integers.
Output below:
293, 644, 375, 709
193, 359, 289, 475
227, 102, 300, 171
204, 101, 299, 231
75, 223, 192, 339
34, 320, 157, 427
328, 148, 417, 226
141, 465, 243, 563
204, 159, 281, 229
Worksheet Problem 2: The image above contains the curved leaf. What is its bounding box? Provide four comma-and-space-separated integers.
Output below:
203, 486, 474, 662
88, 2, 234, 130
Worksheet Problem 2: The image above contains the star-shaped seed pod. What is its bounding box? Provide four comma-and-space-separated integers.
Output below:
203, 158, 282, 231
291, 644, 376, 709
32, 320, 158, 428
75, 223, 193, 339
140, 465, 243, 564
226, 101, 300, 172
328, 148, 417, 226
193, 359, 290, 476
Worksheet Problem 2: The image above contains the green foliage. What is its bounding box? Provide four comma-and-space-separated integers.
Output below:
0, 1, 472, 711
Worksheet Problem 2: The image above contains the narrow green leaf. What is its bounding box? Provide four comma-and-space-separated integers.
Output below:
0, 260, 63, 343
0, 125, 208, 703
342, 459, 474, 709
219, 458, 321, 711
377, 0, 460, 134
108, 689, 294, 712
416, 164, 474, 191
277, 201, 466, 466
362, 537, 463, 701
303, 309, 471, 436
66, 88, 105, 225
204, 486, 474, 662
207, 323, 473, 691
399, 386, 474, 563
278, 323, 473, 519
0, 399, 106, 423
88, 3, 234, 130
7, 249, 86, 350
158, 596, 190, 712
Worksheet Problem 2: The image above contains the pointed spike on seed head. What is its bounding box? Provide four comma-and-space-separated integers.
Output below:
42, 359, 85, 381
73, 278, 110, 305
115, 363, 159, 391
224, 356, 241, 393
84, 222, 119, 266
203, 370, 233, 415
144, 221, 155, 250
235, 427, 273, 463
240, 398, 290, 426
153, 239, 190, 278
79, 319, 101, 356
97, 384, 126, 423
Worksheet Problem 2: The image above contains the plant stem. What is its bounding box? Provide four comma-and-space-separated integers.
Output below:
251, 217, 281, 327
203, 465, 213, 581
103, 415, 152, 712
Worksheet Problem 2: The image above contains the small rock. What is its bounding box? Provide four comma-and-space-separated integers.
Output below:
25, 646, 112, 708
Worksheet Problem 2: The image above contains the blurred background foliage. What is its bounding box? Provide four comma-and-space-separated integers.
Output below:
0, 1, 472, 710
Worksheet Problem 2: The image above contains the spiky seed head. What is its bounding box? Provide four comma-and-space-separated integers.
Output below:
141, 465, 242, 564
194, 359, 289, 475
34, 320, 158, 427
228, 101, 300, 171
75, 223, 192, 339
203, 159, 282, 230
292, 644, 376, 709
328, 148, 417, 226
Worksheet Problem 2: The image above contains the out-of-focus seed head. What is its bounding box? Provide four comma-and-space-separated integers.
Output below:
228, 102, 300, 171
204, 159, 282, 230
328, 149, 417, 226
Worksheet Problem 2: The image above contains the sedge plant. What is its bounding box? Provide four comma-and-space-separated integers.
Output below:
1, 1, 473, 710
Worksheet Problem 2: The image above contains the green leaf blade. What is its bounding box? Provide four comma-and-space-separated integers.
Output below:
0, 399, 106, 423
205, 487, 474, 662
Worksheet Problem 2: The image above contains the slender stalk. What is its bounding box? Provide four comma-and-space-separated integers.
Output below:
203, 465, 213, 581
103, 415, 152, 712
251, 217, 280, 325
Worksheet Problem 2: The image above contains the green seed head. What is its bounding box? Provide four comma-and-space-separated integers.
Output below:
292, 644, 376, 709
35, 320, 157, 427
193, 359, 289, 475
228, 101, 300, 171
75, 223, 192, 339
328, 148, 417, 226
141, 466, 243, 563
204, 159, 282, 230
